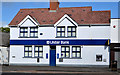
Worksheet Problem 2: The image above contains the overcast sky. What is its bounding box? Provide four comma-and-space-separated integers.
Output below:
1, 2, 119, 27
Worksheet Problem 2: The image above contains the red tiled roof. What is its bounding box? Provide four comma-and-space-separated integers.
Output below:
9, 7, 111, 25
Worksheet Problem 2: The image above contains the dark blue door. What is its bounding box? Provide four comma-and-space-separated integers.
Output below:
50, 50, 56, 66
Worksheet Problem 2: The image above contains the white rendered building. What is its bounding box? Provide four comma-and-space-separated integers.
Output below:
9, 0, 111, 67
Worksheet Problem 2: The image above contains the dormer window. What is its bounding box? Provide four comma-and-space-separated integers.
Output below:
67, 26, 76, 37
30, 27, 38, 37
20, 27, 28, 37
57, 26, 65, 37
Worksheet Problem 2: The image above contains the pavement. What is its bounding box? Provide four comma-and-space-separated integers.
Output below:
1, 65, 120, 75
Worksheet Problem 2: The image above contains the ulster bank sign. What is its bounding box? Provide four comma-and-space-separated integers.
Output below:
46, 41, 69, 45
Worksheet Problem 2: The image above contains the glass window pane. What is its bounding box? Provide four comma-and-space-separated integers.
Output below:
35, 28, 38, 31
39, 53, 43, 57
35, 33, 38, 37
77, 53, 80, 57
25, 47, 28, 51
25, 33, 28, 37
57, 33, 60, 36
29, 52, 32, 56
25, 52, 28, 56
66, 52, 69, 57
77, 47, 80, 51
39, 47, 42, 51
72, 32, 76, 36
61, 28, 65, 31
31, 33, 34, 36
35, 53, 38, 56
61, 52, 65, 57
66, 47, 69, 51
61, 32, 65, 36
25, 28, 27, 31
62, 47, 65, 51
31, 28, 34, 31
68, 27, 71, 31
72, 47, 76, 51
72, 27, 75, 31
57, 28, 61, 31
20, 33, 23, 37
72, 53, 76, 57
68, 32, 71, 36
35, 47, 38, 51
21, 28, 24, 31
29, 47, 32, 51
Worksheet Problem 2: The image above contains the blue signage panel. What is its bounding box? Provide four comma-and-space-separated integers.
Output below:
10, 39, 109, 45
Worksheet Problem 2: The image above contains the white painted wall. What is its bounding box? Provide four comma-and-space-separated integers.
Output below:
111, 19, 120, 43
9, 45, 49, 65
56, 46, 109, 66
10, 26, 110, 40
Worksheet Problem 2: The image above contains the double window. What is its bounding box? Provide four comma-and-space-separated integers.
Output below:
61, 46, 81, 58
72, 46, 81, 58
30, 27, 38, 37
24, 46, 43, 58
57, 27, 65, 37
68, 26, 76, 37
20, 27, 28, 37
61, 46, 70, 58
34, 46, 43, 58
57, 26, 76, 37
24, 46, 32, 57
20, 27, 38, 38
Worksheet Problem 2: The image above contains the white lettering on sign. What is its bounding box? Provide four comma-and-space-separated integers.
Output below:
46, 41, 69, 44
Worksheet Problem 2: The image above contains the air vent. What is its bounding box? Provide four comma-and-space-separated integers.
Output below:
68, 14, 72, 16
31, 11, 34, 13
50, 20, 53, 22
81, 19, 84, 21
16, 21, 18, 23
41, 11, 44, 13
42, 20, 46, 22
71, 10, 74, 12
83, 10, 85, 11
61, 10, 64, 12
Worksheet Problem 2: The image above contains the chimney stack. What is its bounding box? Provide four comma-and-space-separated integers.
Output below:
50, 0, 59, 10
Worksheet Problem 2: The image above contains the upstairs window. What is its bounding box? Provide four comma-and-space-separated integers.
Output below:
67, 26, 76, 37
20, 27, 28, 37
34, 46, 43, 58
30, 27, 38, 37
72, 46, 81, 58
57, 27, 65, 37
24, 46, 32, 57
61, 46, 70, 58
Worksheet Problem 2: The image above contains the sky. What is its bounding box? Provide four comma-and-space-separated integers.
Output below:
1, 2, 119, 27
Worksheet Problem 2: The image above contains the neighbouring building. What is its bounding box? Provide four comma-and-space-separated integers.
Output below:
110, 19, 120, 68
9, 0, 111, 67
0, 31, 9, 65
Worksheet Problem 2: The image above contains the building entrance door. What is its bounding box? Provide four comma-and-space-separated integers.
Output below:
50, 46, 56, 66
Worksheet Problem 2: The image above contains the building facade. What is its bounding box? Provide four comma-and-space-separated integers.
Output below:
9, 1, 111, 67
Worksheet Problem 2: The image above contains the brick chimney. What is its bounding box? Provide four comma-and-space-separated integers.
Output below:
50, 0, 59, 10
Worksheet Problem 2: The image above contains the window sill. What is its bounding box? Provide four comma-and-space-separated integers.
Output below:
56, 37, 77, 38
19, 37, 38, 38
23, 57, 43, 58
60, 57, 82, 59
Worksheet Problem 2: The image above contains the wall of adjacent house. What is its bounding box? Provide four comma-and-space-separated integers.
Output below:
9, 45, 49, 65
110, 19, 120, 43
56, 45, 110, 66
